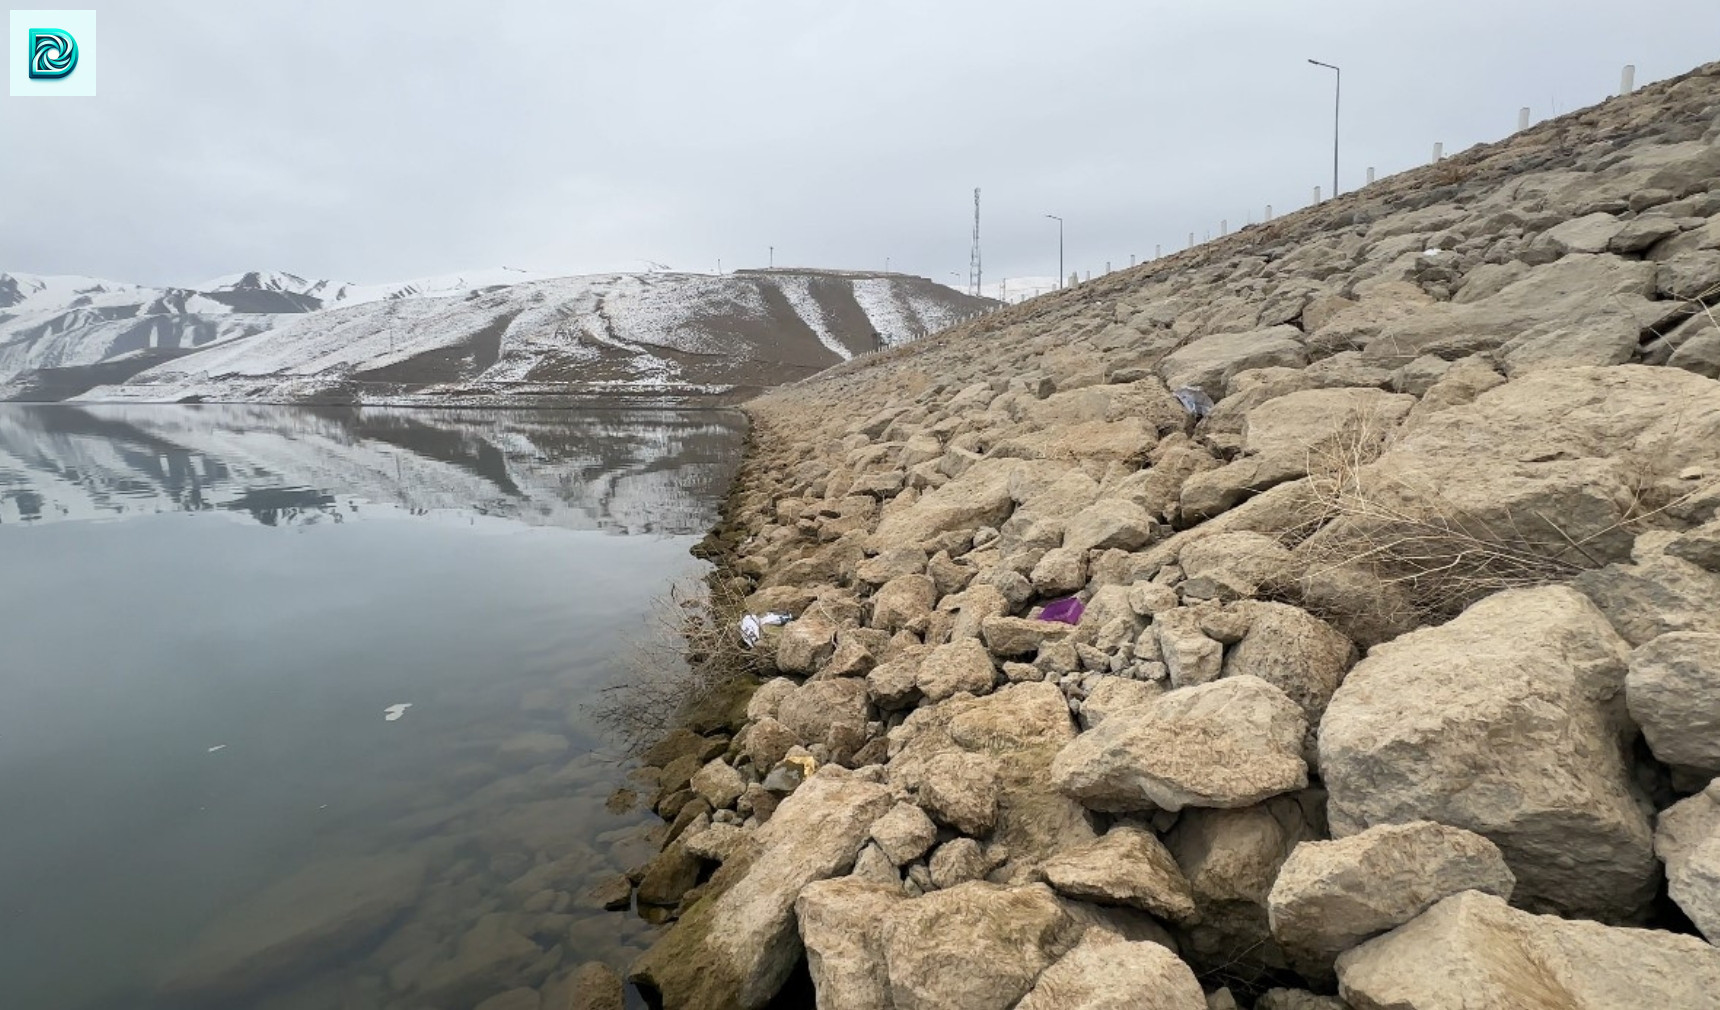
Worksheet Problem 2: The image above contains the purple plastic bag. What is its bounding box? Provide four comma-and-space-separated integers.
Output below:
1038, 596, 1085, 625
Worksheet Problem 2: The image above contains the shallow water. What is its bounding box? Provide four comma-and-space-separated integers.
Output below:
0, 403, 745, 1010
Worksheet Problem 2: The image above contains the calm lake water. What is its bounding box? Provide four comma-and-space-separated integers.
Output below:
0, 403, 746, 1010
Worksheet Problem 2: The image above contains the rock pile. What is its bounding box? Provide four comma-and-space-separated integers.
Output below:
620, 61, 1720, 1009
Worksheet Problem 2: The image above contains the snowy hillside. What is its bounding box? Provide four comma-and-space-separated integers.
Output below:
0, 268, 993, 405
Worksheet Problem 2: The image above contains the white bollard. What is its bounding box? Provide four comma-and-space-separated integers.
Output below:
1221, 220, 1228, 236
1265, 204, 1273, 222
1367, 166, 1376, 184
1130, 254, 1136, 267
1621, 65, 1636, 95
1105, 261, 1111, 274
1154, 244, 1161, 259
1313, 185, 1322, 204
1518, 107, 1531, 132
1188, 232, 1195, 249
1432, 142, 1444, 163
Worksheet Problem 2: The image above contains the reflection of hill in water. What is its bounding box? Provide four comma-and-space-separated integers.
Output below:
0, 404, 747, 533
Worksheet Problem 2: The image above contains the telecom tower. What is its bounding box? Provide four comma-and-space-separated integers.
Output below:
968, 188, 982, 298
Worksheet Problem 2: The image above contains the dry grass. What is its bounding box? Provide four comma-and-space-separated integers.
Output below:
1282, 404, 1719, 622
588, 573, 767, 756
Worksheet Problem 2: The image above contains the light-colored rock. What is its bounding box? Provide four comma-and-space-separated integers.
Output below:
1178, 532, 1293, 599
915, 637, 997, 703
918, 751, 1000, 836
872, 574, 938, 634
1041, 825, 1198, 922
744, 716, 797, 771
1668, 516, 1720, 571
1157, 325, 1308, 399
1156, 609, 1224, 689
629, 770, 894, 1009
157, 854, 426, 1003
1574, 554, 1720, 646
1544, 211, 1625, 254
776, 613, 838, 675
1078, 676, 1163, 730
929, 837, 991, 889
1655, 779, 1720, 943
1223, 602, 1355, 761
872, 457, 1026, 547
1320, 585, 1657, 923
870, 802, 938, 865
887, 682, 1094, 879
691, 758, 748, 810
1166, 797, 1320, 981
685, 822, 752, 864
745, 678, 798, 723
558, 961, 624, 1010
1628, 632, 1720, 774
1031, 546, 1089, 595
1064, 498, 1159, 554
980, 614, 1071, 658
1052, 675, 1308, 812
1254, 990, 1348, 1010
1014, 930, 1207, 1010
1267, 820, 1516, 960
777, 678, 870, 748
856, 546, 929, 586
1334, 890, 1720, 1010
795, 877, 905, 1010
879, 881, 1076, 1010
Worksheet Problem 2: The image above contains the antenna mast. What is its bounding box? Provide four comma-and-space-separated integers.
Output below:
968, 188, 982, 297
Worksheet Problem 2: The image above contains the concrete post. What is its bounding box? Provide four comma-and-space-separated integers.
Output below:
1314, 185, 1322, 204
1518, 107, 1531, 132
1130, 254, 1136, 268
1104, 261, 1111, 274
1621, 65, 1636, 95
1188, 232, 1195, 249
1367, 166, 1376, 184
1265, 204, 1273, 222
1221, 220, 1228, 236
1154, 244, 1161, 259
1432, 142, 1444, 162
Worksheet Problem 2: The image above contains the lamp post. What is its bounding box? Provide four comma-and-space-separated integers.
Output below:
1044, 214, 1064, 289
1308, 59, 1340, 199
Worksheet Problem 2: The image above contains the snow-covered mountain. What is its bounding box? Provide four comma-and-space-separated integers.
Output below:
0, 268, 995, 405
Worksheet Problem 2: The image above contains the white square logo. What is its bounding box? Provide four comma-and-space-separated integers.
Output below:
10, 9, 97, 97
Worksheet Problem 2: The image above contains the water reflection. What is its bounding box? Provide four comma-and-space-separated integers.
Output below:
0, 403, 746, 532
0, 404, 745, 1010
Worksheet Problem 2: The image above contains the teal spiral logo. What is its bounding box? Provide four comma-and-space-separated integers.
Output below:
28, 29, 78, 80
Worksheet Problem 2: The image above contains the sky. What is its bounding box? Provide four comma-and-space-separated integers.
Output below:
3, 0, 1719, 290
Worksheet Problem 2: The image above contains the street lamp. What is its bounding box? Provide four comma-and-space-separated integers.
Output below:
1308, 59, 1340, 199
1045, 214, 1064, 289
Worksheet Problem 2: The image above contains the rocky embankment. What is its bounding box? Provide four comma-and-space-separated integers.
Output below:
606, 62, 1720, 1009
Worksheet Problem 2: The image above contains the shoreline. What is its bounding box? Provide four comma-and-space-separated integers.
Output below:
605, 59, 1720, 1010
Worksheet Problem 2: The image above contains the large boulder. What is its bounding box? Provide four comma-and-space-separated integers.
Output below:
629, 770, 895, 1009
888, 682, 1095, 878
872, 457, 1024, 547
1165, 796, 1322, 983
917, 751, 1001, 836
156, 854, 427, 1004
777, 678, 870, 749
1156, 325, 1308, 399
1052, 676, 1308, 813
871, 574, 938, 634
1040, 825, 1199, 922
1266, 821, 1515, 962
1013, 930, 1207, 1010
795, 877, 905, 1010
1222, 602, 1356, 762
1628, 632, 1720, 775
879, 881, 1078, 1010
1574, 555, 1720, 646
915, 637, 998, 703
1334, 890, 1720, 1010
1319, 586, 1657, 923
1655, 779, 1720, 944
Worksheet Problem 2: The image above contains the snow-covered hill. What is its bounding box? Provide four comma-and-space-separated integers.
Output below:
0, 268, 994, 405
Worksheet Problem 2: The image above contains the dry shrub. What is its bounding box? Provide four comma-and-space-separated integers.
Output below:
588, 572, 767, 756
1281, 405, 1717, 623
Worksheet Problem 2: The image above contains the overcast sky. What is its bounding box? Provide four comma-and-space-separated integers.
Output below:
4, 1, 1718, 289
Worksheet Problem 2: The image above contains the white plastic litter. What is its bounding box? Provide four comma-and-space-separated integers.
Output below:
383, 703, 413, 722
738, 612, 794, 649
206, 744, 227, 753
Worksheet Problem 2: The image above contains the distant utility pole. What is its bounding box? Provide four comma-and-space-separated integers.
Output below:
969, 188, 983, 297
1308, 59, 1341, 199
1044, 214, 1064, 289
